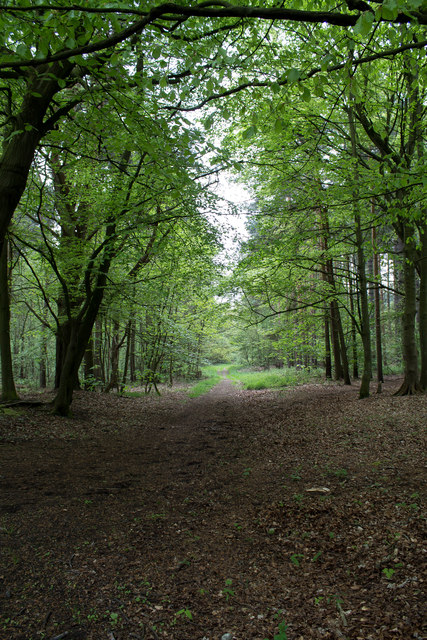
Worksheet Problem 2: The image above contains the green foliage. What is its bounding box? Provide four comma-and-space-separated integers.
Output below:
187, 365, 223, 397
222, 578, 235, 601
231, 366, 324, 390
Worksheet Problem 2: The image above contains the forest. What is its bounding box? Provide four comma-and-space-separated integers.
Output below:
1, 0, 427, 410
0, 2, 426, 640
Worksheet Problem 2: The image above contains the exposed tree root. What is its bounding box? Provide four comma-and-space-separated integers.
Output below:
394, 379, 424, 396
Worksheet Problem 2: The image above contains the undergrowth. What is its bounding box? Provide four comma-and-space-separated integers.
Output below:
187, 364, 226, 397
230, 366, 324, 390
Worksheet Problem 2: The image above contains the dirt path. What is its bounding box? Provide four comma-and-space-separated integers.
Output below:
0, 378, 425, 640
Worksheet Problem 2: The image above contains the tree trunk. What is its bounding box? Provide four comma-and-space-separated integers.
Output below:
324, 314, 332, 379
0, 241, 18, 401
55, 320, 80, 390
419, 222, 427, 390
52, 228, 115, 416
372, 226, 384, 391
395, 225, 421, 395
83, 335, 95, 389
0, 62, 74, 253
105, 319, 122, 393
348, 87, 372, 398
348, 257, 359, 378
129, 319, 136, 382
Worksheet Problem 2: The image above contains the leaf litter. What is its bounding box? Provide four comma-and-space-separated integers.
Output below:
0, 376, 425, 640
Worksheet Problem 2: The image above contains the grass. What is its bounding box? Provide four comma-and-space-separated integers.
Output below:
187, 363, 227, 398
229, 366, 324, 390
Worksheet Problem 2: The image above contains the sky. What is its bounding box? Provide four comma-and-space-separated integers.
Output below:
212, 171, 251, 259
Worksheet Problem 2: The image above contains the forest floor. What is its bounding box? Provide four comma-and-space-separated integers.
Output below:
0, 375, 426, 640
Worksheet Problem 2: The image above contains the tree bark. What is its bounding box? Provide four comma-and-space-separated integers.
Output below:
419, 222, 427, 390
347, 257, 359, 379
395, 225, 421, 395
348, 81, 372, 398
0, 241, 18, 401
0, 62, 74, 254
372, 225, 384, 391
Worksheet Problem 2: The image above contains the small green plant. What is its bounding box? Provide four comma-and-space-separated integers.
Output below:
264, 619, 289, 640
147, 512, 166, 520
293, 493, 304, 504
382, 567, 396, 579
290, 466, 302, 481
109, 611, 119, 625
87, 609, 99, 623
325, 466, 348, 479
311, 551, 322, 562
222, 578, 235, 601
242, 467, 252, 477
174, 608, 193, 621
290, 553, 304, 567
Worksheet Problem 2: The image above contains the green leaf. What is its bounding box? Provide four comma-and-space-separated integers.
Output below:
287, 68, 300, 83
16, 43, 31, 59
271, 82, 282, 94
274, 117, 285, 134
301, 86, 311, 102
354, 11, 375, 36
152, 46, 162, 59
204, 115, 214, 130
242, 125, 257, 140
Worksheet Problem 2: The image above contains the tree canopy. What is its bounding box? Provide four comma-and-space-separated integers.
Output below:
1, 0, 427, 412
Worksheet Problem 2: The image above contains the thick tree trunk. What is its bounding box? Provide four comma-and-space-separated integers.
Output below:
55, 320, 80, 390
0, 62, 73, 253
0, 241, 18, 401
395, 227, 421, 395
52, 232, 115, 415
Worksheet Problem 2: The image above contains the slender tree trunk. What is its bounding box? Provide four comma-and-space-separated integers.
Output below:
129, 319, 136, 382
122, 319, 132, 389
348, 257, 359, 378
348, 84, 372, 398
94, 317, 103, 383
372, 225, 384, 391
0, 241, 18, 401
83, 335, 95, 389
419, 222, 427, 390
324, 314, 332, 379
336, 306, 351, 385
